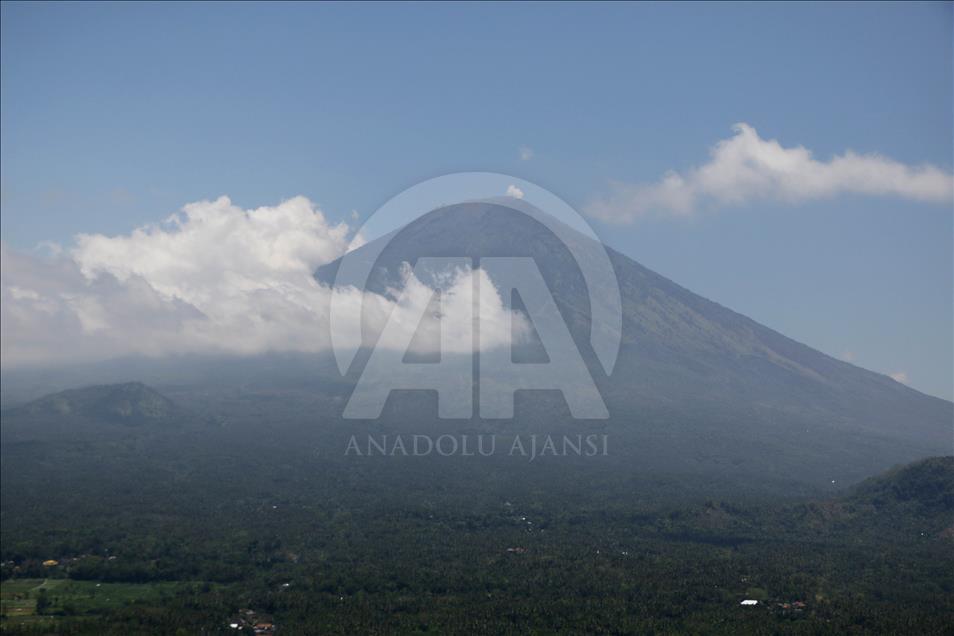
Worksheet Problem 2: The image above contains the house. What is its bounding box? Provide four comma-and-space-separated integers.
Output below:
740, 599, 758, 606
42, 559, 59, 567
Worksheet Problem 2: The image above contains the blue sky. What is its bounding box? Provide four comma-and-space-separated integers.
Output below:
1, 2, 952, 398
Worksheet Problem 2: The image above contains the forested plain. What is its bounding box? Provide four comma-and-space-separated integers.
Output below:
1, 383, 952, 634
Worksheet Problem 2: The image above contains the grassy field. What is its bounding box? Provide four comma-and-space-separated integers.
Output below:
0, 578, 195, 628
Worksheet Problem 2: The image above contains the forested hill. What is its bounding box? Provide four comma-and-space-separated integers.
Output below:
847, 456, 954, 514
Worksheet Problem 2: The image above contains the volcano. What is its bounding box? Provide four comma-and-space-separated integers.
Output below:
316, 200, 952, 489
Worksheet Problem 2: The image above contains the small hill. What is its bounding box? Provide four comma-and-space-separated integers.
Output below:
847, 456, 954, 514
780, 456, 954, 541
13, 382, 181, 426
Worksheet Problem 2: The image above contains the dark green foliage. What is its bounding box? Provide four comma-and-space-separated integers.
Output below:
849, 456, 954, 512
2, 384, 952, 633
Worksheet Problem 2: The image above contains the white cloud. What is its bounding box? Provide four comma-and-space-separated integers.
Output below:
506, 184, 525, 199
889, 371, 909, 384
368, 265, 526, 355
586, 123, 954, 223
519, 146, 534, 161
1, 196, 525, 367
72, 195, 352, 304
840, 350, 856, 363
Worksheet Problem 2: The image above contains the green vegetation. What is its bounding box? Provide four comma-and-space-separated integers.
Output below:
1, 384, 951, 633
2, 448, 951, 633
1, 579, 198, 628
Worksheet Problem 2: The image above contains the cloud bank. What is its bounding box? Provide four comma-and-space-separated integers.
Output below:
586, 123, 954, 223
1, 196, 525, 367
